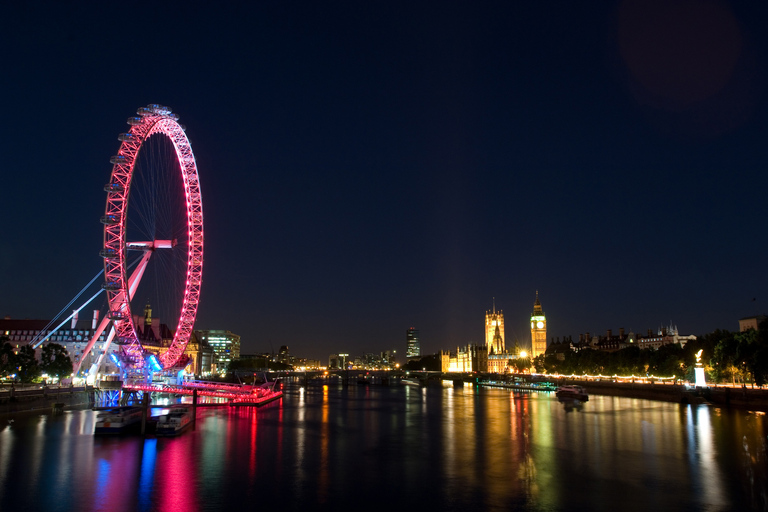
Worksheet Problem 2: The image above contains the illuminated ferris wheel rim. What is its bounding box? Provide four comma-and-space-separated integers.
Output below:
101, 104, 204, 370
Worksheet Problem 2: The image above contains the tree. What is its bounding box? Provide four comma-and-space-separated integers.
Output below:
532, 354, 546, 373
404, 354, 442, 372
228, 357, 270, 372
16, 345, 40, 383
512, 357, 531, 373
613, 346, 644, 376
752, 321, 768, 387
712, 331, 742, 384
0, 337, 17, 378
649, 343, 684, 377
40, 343, 73, 380
750, 345, 768, 387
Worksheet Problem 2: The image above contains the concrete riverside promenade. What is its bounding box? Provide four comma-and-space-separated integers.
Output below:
550, 377, 768, 412
0, 383, 94, 416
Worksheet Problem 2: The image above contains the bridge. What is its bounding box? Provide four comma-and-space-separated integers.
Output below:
277, 369, 490, 386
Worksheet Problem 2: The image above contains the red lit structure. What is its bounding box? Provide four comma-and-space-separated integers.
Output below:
101, 105, 204, 370
122, 380, 283, 405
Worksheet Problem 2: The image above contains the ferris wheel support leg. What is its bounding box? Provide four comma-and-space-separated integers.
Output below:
72, 312, 112, 376
116, 250, 153, 366
80, 251, 153, 380
86, 326, 116, 384
126, 250, 153, 300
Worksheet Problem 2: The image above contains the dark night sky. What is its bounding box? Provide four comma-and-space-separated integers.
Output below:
3, 1, 768, 361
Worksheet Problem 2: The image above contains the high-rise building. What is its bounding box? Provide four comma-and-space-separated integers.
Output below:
329, 353, 350, 369
485, 301, 505, 354
406, 327, 420, 360
194, 330, 241, 373
277, 345, 290, 364
530, 292, 547, 359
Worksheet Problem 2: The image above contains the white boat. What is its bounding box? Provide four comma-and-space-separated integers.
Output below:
555, 385, 589, 401
155, 406, 193, 436
94, 406, 144, 434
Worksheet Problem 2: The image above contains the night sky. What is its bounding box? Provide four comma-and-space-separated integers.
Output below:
3, 1, 768, 361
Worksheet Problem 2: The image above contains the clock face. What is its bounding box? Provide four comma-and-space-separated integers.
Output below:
537, 321, 544, 329
530, 321, 534, 329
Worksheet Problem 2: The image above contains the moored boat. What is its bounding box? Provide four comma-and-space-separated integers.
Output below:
155, 406, 193, 436
94, 406, 143, 434
555, 385, 589, 401
479, 380, 558, 392
230, 379, 283, 407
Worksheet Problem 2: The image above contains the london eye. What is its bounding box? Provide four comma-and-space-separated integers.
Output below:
98, 104, 204, 372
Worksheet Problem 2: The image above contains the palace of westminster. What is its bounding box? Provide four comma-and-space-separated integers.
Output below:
436, 293, 696, 374
436, 293, 547, 373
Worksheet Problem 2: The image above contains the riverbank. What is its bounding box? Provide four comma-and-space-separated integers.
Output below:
558, 378, 768, 412
0, 385, 93, 417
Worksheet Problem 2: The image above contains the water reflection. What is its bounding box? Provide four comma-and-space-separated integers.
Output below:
685, 405, 726, 509
317, 384, 329, 505
155, 435, 199, 512
557, 397, 585, 413
138, 439, 157, 509
0, 384, 767, 512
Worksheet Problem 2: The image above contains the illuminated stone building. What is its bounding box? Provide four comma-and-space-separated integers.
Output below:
636, 325, 695, 350
485, 303, 505, 354
0, 315, 121, 376
530, 292, 547, 359
486, 301, 513, 373
487, 353, 510, 373
565, 325, 695, 353
440, 344, 488, 373
406, 327, 420, 360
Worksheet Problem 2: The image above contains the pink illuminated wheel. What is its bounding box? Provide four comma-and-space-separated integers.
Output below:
100, 104, 203, 370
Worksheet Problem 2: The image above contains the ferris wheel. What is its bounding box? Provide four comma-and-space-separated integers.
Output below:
98, 104, 204, 371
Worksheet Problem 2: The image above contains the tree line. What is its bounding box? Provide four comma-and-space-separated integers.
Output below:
0, 336, 73, 383
532, 322, 768, 387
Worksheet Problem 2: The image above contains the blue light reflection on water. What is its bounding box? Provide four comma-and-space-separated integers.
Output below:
95, 458, 111, 511
138, 439, 157, 510
0, 382, 766, 512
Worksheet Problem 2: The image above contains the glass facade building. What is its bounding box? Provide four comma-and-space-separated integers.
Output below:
194, 329, 241, 372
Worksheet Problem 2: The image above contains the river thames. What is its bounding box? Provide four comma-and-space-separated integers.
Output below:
1, 380, 766, 512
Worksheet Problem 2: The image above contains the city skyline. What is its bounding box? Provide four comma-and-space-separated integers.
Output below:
3, 2, 768, 361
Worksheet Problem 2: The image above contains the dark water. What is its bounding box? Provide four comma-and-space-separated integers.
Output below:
1, 381, 767, 512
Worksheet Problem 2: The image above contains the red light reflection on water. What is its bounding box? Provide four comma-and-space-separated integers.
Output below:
249, 408, 258, 480
155, 437, 199, 512
277, 401, 283, 476
90, 440, 143, 510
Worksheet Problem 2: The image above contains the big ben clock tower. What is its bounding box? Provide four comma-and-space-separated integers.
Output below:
530, 292, 547, 359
